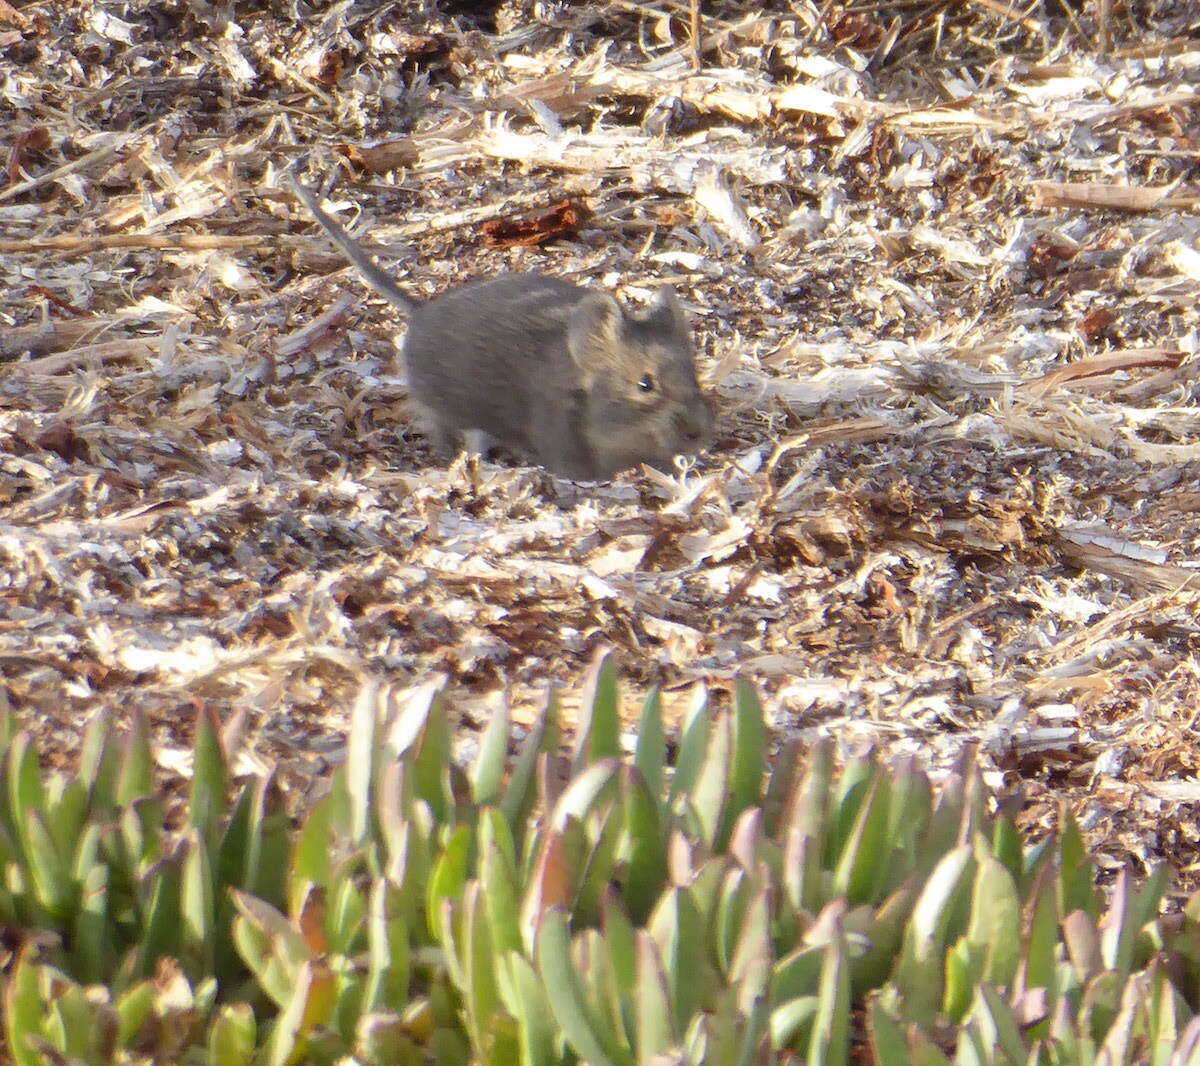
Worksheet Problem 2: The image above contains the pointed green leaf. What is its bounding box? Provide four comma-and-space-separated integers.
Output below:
729, 881, 773, 1013
668, 686, 710, 804
45, 778, 87, 863
402, 682, 453, 824
601, 887, 637, 995
620, 767, 666, 924
771, 997, 820, 1051
850, 881, 916, 993
481, 834, 523, 965
967, 841, 1022, 987
363, 879, 410, 1012
832, 775, 891, 906
551, 759, 622, 831
1019, 859, 1060, 998
190, 704, 227, 846
828, 752, 876, 868
46, 980, 103, 1063
500, 689, 560, 843
728, 678, 766, 826
889, 844, 974, 1024
772, 944, 825, 1005
579, 926, 631, 1052
323, 869, 365, 956
943, 939, 977, 1023
3, 947, 44, 1066
181, 833, 215, 976
807, 918, 850, 1066
8, 731, 46, 828
116, 711, 154, 806
689, 710, 730, 848
535, 907, 631, 1066
231, 888, 312, 1006
22, 807, 73, 922
472, 696, 511, 806
505, 952, 557, 1066
208, 1002, 257, 1066
265, 960, 335, 1066
633, 688, 666, 804
573, 648, 622, 771
1059, 809, 1099, 920
1150, 962, 1186, 1066
136, 853, 183, 976
428, 824, 472, 942
973, 983, 1028, 1066
865, 996, 907, 1066
463, 881, 502, 1054
636, 931, 676, 1062
883, 756, 931, 876
649, 885, 710, 1036
72, 854, 110, 984
292, 795, 335, 901
120, 794, 164, 871
346, 681, 382, 843
114, 981, 155, 1051
79, 713, 120, 814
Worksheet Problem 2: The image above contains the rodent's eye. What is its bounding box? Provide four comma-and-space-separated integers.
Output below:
638, 374, 656, 393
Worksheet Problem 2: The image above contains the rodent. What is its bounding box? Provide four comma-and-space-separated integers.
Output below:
286, 175, 715, 481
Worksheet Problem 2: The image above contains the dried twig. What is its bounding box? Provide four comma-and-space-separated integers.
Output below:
1031, 182, 1200, 212
690, 0, 702, 68
0, 233, 276, 253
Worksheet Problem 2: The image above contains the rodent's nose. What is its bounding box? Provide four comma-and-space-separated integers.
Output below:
676, 408, 710, 441
676, 404, 714, 443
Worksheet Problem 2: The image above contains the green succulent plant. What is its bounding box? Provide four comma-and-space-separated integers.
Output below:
1, 653, 1196, 1066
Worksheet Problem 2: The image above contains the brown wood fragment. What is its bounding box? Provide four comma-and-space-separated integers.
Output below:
0, 0, 29, 26
335, 140, 421, 174
1075, 307, 1117, 341
7, 126, 50, 184
689, 0, 702, 69
34, 422, 90, 463
1095, 0, 1110, 54
23, 285, 87, 316
1022, 349, 1182, 398
301, 48, 344, 86
481, 199, 592, 248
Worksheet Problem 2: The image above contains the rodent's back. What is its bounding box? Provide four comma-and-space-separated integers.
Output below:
405, 273, 595, 463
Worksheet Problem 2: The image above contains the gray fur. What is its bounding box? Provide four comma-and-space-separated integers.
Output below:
288, 176, 714, 480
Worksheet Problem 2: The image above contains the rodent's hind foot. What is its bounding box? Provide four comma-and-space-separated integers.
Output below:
462, 429, 496, 458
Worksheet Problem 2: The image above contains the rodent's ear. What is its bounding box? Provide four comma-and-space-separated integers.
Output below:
567, 292, 626, 372
645, 285, 690, 339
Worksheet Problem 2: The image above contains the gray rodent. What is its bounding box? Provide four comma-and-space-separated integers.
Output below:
287, 175, 715, 481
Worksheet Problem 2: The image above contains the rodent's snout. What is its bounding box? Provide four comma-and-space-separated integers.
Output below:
675, 402, 715, 445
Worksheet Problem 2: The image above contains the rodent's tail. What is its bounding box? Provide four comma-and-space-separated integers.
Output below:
285, 173, 418, 314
